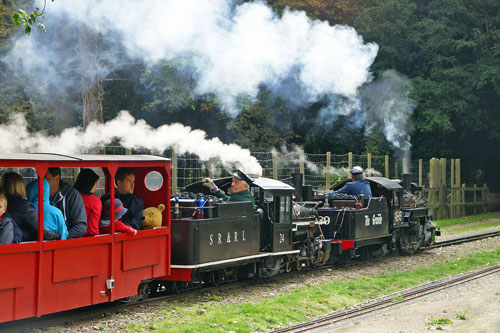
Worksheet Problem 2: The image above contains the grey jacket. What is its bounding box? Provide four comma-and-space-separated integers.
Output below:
0, 213, 14, 244
51, 180, 87, 238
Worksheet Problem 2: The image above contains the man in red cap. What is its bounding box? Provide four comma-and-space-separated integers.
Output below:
203, 169, 255, 205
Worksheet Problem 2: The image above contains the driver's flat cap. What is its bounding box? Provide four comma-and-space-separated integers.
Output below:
233, 169, 254, 184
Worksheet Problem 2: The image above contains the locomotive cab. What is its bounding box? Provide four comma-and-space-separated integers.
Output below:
252, 178, 295, 253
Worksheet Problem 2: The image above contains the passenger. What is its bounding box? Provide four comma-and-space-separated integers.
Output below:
26, 179, 68, 240
73, 169, 101, 237
1, 172, 60, 241
45, 167, 87, 238
100, 198, 137, 235
101, 168, 143, 231
0, 191, 17, 244
329, 166, 372, 197
203, 169, 255, 206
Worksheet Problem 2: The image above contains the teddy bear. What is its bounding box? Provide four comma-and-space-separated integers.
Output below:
141, 204, 165, 229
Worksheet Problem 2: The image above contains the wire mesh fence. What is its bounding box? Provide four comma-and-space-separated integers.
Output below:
1, 147, 460, 197
101, 146, 452, 194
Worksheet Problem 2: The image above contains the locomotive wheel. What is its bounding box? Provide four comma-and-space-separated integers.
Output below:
170, 281, 182, 294
137, 281, 152, 301
285, 259, 293, 273
296, 260, 303, 271
211, 270, 224, 286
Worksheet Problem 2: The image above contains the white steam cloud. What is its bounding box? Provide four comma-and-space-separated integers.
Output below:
361, 70, 415, 151
7, 0, 378, 114
0, 111, 262, 175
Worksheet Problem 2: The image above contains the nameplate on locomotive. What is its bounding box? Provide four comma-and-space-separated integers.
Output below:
364, 213, 383, 226
209, 230, 247, 246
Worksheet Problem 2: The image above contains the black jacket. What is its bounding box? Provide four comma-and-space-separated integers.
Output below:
51, 181, 87, 239
6, 194, 60, 241
101, 193, 144, 230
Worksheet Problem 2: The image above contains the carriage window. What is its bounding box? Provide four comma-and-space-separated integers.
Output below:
144, 171, 163, 191
279, 196, 291, 223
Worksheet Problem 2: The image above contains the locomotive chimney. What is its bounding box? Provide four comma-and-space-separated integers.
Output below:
292, 173, 303, 202
402, 173, 412, 193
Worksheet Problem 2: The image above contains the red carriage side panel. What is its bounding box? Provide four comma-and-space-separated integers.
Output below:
39, 238, 112, 314
0, 245, 38, 322
110, 229, 168, 300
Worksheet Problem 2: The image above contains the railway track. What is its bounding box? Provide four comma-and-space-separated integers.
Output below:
2, 230, 499, 332
272, 264, 500, 333
430, 230, 500, 248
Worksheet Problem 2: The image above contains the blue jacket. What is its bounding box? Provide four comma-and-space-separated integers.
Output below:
27, 180, 69, 240
332, 179, 372, 197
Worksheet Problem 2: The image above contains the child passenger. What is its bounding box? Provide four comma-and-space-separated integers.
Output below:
100, 199, 137, 235
26, 180, 69, 240
0, 191, 15, 244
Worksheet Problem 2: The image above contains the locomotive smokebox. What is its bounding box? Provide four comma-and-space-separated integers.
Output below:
402, 173, 412, 193
292, 173, 303, 201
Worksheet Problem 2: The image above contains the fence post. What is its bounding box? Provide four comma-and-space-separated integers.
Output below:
440, 158, 447, 219
456, 159, 462, 217
367, 152, 372, 170
72, 167, 79, 184
473, 184, 477, 215
429, 158, 436, 219
450, 159, 455, 219
171, 148, 178, 195
208, 160, 214, 179
348, 152, 353, 170
402, 157, 408, 174
299, 149, 305, 184
482, 183, 488, 213
418, 159, 423, 187
272, 151, 278, 180
461, 183, 466, 217
125, 148, 131, 155
326, 152, 331, 191
385, 155, 389, 178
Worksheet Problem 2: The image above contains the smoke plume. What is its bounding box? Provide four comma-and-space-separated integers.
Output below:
5, 0, 378, 115
0, 111, 263, 174
361, 70, 415, 151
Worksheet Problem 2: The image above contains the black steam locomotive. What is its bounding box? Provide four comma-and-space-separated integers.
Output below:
163, 172, 438, 290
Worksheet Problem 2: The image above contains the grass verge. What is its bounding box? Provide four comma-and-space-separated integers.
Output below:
435, 212, 500, 228
440, 221, 500, 234
129, 247, 500, 332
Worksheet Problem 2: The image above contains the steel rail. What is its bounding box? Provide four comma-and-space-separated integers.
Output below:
430, 230, 500, 249
272, 264, 500, 333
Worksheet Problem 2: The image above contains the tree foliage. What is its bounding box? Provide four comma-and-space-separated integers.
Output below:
3, 0, 500, 188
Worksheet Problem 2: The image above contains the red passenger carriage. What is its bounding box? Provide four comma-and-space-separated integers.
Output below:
0, 153, 171, 323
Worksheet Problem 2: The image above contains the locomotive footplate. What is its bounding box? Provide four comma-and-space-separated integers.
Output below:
165, 250, 299, 282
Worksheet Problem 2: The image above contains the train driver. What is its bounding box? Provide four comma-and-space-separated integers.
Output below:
203, 169, 255, 206
329, 166, 372, 197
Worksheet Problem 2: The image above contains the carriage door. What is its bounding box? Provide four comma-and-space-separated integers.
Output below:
272, 195, 292, 252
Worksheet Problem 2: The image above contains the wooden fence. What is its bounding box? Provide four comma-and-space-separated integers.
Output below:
419, 157, 490, 219
115, 147, 497, 218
